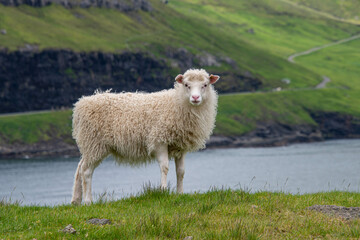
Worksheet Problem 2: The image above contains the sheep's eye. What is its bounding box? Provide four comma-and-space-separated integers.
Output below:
185, 83, 189, 88
204, 84, 208, 88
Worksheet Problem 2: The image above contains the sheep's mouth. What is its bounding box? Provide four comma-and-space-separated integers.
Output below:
191, 100, 201, 105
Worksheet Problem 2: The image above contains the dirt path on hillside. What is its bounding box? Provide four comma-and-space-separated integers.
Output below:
315, 76, 331, 89
288, 34, 360, 63
287, 34, 360, 89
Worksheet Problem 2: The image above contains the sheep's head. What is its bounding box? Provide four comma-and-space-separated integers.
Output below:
175, 69, 219, 106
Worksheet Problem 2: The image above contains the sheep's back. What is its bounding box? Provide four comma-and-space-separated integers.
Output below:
72, 90, 175, 164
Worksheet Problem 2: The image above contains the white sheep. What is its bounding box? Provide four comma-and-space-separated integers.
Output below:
71, 69, 220, 205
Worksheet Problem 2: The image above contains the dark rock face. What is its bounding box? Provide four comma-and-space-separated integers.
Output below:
0, 0, 152, 11
207, 124, 323, 148
0, 50, 173, 113
0, 48, 262, 113
166, 47, 263, 92
311, 112, 360, 139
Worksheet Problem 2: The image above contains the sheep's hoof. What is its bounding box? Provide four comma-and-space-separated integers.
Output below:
71, 200, 81, 205
84, 200, 92, 205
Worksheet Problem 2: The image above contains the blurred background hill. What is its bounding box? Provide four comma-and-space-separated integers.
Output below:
0, 0, 359, 157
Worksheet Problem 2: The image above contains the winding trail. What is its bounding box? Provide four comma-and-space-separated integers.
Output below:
287, 34, 360, 88
288, 34, 360, 63
315, 76, 331, 89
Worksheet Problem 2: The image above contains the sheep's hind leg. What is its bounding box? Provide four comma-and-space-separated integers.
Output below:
175, 153, 185, 194
71, 158, 83, 205
80, 151, 107, 205
81, 162, 96, 205
155, 145, 169, 190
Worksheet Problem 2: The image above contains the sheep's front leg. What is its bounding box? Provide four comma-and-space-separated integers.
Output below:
155, 145, 169, 190
175, 154, 185, 193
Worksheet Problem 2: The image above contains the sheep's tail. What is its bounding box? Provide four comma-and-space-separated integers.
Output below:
72, 102, 80, 141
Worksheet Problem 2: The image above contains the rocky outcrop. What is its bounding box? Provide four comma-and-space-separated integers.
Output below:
0, 48, 262, 113
207, 124, 323, 148
307, 205, 360, 220
0, 139, 79, 159
310, 112, 360, 139
0, 50, 173, 113
0, 0, 152, 12
207, 112, 360, 148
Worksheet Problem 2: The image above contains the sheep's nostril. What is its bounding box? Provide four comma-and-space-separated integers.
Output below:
192, 95, 200, 100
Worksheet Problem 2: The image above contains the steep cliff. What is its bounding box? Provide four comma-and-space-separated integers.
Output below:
0, 50, 172, 113
0, 0, 152, 11
0, 49, 262, 113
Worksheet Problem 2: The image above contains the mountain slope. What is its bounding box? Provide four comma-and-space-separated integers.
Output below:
0, 0, 333, 90
0, 0, 360, 157
287, 0, 360, 24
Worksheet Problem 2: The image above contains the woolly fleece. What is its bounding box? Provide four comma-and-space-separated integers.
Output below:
72, 69, 218, 166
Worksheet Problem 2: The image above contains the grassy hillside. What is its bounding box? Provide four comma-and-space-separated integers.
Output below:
0, 110, 72, 144
0, 0, 359, 145
1, 189, 360, 239
296, 39, 360, 90
287, 0, 360, 24
1, 0, 358, 90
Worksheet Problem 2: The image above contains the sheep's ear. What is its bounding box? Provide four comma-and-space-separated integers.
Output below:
175, 74, 184, 84
209, 74, 220, 84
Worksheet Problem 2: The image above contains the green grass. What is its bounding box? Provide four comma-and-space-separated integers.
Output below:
0, 110, 73, 144
169, 0, 359, 57
287, 0, 360, 24
1, 188, 360, 239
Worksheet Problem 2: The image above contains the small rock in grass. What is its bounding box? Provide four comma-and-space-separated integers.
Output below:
59, 224, 76, 234
1, 29, 6, 35
87, 218, 112, 225
307, 205, 360, 220
247, 28, 255, 34
183, 237, 193, 240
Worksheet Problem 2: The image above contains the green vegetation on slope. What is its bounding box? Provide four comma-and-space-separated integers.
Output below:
1, 189, 360, 239
0, 110, 72, 144
169, 0, 359, 57
2, 0, 355, 89
0, 0, 359, 144
288, 0, 360, 24
296, 39, 360, 90
216, 88, 360, 135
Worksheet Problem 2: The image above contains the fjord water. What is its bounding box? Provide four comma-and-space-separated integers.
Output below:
1, 139, 359, 206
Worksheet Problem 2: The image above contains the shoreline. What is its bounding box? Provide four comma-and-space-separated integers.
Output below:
1, 111, 360, 159
1, 134, 359, 160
